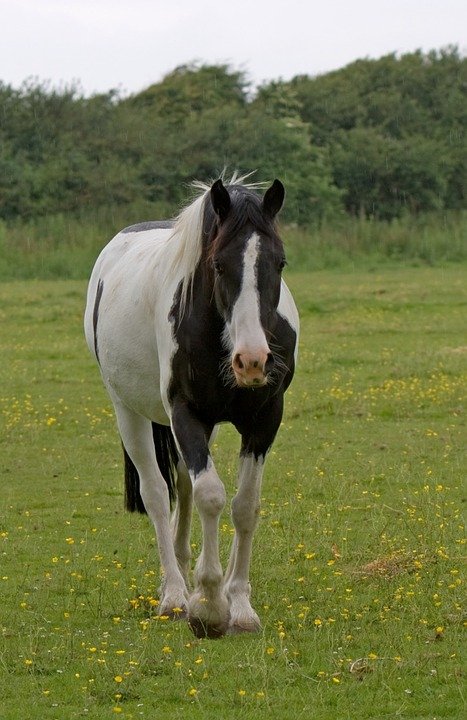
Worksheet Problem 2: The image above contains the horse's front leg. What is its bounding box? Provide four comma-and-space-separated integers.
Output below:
224, 453, 264, 634
188, 458, 231, 637
225, 401, 283, 634
171, 403, 229, 638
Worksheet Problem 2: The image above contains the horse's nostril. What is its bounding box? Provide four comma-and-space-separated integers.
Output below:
233, 353, 244, 370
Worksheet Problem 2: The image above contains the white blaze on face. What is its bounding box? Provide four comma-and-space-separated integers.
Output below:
226, 233, 271, 386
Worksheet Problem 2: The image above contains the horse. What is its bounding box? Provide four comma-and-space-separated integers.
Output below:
84, 174, 299, 638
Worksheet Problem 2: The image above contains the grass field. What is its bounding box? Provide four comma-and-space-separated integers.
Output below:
0, 266, 465, 719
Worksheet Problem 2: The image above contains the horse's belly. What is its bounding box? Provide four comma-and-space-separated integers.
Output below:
97, 307, 171, 424
108, 379, 168, 425
101, 350, 169, 424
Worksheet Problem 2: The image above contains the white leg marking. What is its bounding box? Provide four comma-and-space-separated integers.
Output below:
224, 453, 264, 633
187, 460, 230, 637
114, 405, 188, 616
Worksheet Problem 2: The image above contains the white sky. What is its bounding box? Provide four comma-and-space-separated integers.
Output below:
1, 0, 466, 96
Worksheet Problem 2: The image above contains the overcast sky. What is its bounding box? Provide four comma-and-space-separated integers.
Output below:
1, 0, 466, 96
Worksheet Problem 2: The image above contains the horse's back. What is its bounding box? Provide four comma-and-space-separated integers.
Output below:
86, 225, 173, 293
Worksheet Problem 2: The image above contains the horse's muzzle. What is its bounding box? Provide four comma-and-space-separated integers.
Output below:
232, 351, 273, 387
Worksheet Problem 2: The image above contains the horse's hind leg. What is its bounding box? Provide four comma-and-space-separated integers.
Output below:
114, 403, 189, 616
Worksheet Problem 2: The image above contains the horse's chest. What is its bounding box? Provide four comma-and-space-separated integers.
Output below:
168, 348, 224, 414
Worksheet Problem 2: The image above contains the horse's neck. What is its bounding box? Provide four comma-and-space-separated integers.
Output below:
176, 267, 223, 337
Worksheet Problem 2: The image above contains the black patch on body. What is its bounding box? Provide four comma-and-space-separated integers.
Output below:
165, 180, 296, 476
92, 279, 104, 363
121, 220, 174, 234
168, 271, 297, 471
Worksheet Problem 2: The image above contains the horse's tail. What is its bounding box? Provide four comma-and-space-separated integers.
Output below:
123, 423, 179, 514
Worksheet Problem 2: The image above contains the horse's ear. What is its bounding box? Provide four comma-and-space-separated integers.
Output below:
210, 179, 231, 223
262, 179, 285, 219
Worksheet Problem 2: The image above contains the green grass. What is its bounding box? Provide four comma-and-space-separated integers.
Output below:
0, 267, 465, 719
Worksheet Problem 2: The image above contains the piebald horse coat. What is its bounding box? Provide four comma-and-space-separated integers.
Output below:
84, 175, 299, 637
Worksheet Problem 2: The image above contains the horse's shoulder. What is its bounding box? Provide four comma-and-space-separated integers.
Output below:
278, 280, 299, 335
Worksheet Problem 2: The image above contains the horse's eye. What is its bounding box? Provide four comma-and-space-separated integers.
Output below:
278, 259, 287, 272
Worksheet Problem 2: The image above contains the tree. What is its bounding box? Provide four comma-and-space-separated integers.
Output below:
0, 51, 464, 225
331, 128, 450, 218
127, 63, 248, 120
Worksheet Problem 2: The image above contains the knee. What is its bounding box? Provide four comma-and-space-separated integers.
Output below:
231, 495, 260, 534
194, 476, 226, 517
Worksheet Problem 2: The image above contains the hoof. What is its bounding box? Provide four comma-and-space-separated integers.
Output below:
188, 616, 230, 639
187, 589, 230, 639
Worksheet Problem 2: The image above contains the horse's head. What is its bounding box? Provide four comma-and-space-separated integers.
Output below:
206, 178, 286, 388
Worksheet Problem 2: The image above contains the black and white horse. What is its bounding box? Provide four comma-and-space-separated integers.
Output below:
84, 175, 299, 637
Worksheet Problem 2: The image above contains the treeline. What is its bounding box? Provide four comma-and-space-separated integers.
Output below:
0, 46, 465, 228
